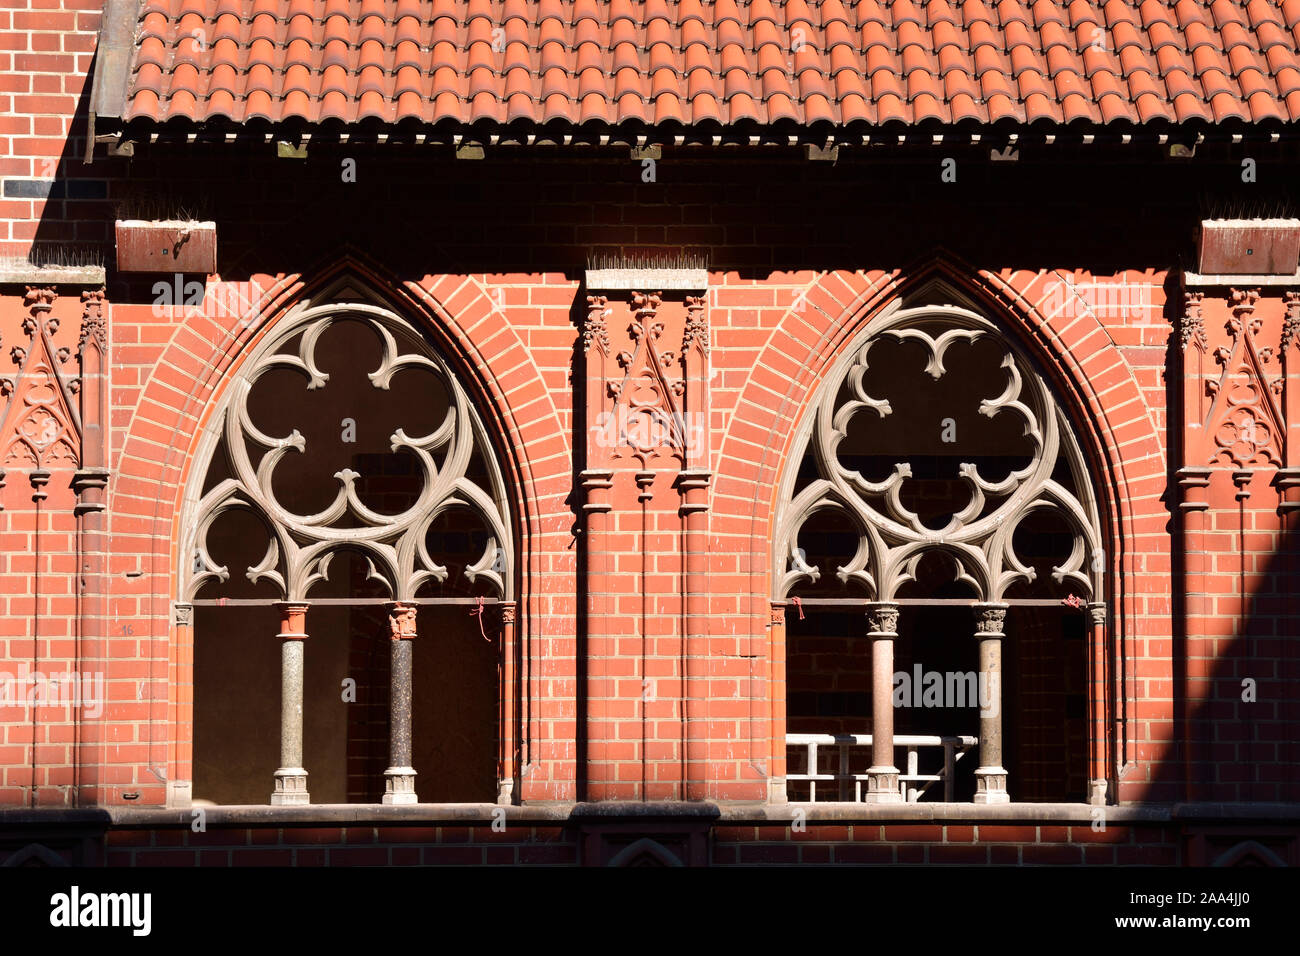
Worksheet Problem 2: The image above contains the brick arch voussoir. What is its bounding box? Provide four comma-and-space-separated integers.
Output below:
715, 269, 900, 536
983, 268, 1164, 555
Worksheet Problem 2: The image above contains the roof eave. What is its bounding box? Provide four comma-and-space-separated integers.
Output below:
86, 0, 140, 162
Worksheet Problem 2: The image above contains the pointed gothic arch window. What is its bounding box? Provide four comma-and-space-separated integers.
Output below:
178, 285, 516, 806
773, 289, 1107, 804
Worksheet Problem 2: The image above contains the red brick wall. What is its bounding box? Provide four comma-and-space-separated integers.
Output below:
0, 251, 1189, 808
0, 0, 108, 260
0, 11, 1297, 810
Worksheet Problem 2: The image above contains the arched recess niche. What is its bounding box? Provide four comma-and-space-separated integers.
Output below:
173, 273, 520, 806
770, 277, 1118, 805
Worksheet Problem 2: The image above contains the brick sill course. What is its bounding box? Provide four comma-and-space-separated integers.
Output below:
3, 802, 1298, 829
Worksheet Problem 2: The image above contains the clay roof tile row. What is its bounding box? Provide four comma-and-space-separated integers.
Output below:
117, 0, 1300, 129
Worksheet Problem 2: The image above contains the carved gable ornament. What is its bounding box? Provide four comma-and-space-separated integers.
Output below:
582, 291, 709, 475
0, 287, 83, 472
773, 298, 1104, 604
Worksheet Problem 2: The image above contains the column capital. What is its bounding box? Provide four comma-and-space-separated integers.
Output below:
387, 601, 418, 640
580, 468, 615, 513
1176, 466, 1213, 512
71, 467, 110, 514
676, 468, 711, 514
1276, 467, 1300, 514
865, 601, 899, 638
29, 468, 51, 501
174, 602, 193, 627
1232, 467, 1253, 498
973, 602, 1008, 638
275, 602, 309, 639
1086, 601, 1107, 628
635, 468, 656, 502
769, 601, 786, 626
498, 600, 517, 627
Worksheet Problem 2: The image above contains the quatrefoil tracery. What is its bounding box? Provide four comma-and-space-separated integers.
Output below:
184, 302, 514, 603
774, 305, 1104, 604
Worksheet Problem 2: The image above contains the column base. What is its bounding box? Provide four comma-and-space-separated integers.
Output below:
973, 767, 1009, 804
383, 767, 418, 805
165, 780, 193, 809
496, 777, 515, 806
271, 768, 310, 806
1089, 778, 1108, 807
767, 777, 788, 804
864, 767, 903, 804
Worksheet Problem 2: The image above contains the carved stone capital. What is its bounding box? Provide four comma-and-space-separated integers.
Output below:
973, 603, 1008, 638
865, 601, 899, 638
499, 601, 517, 627
174, 603, 193, 627
388, 602, 417, 640
1086, 601, 1107, 628
276, 603, 309, 639
769, 602, 786, 627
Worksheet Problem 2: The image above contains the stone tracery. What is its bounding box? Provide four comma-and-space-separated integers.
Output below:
182, 300, 514, 604
773, 302, 1104, 605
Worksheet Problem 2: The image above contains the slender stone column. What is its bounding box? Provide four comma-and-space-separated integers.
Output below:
497, 601, 517, 805
1086, 601, 1109, 806
973, 603, 1010, 804
678, 469, 710, 800
767, 601, 788, 803
384, 602, 418, 804
74, 290, 109, 808
1176, 466, 1211, 801
272, 603, 310, 805
580, 468, 614, 798
864, 602, 902, 803
168, 603, 194, 809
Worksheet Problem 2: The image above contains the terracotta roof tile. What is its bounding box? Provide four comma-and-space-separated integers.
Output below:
116, 0, 1300, 132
